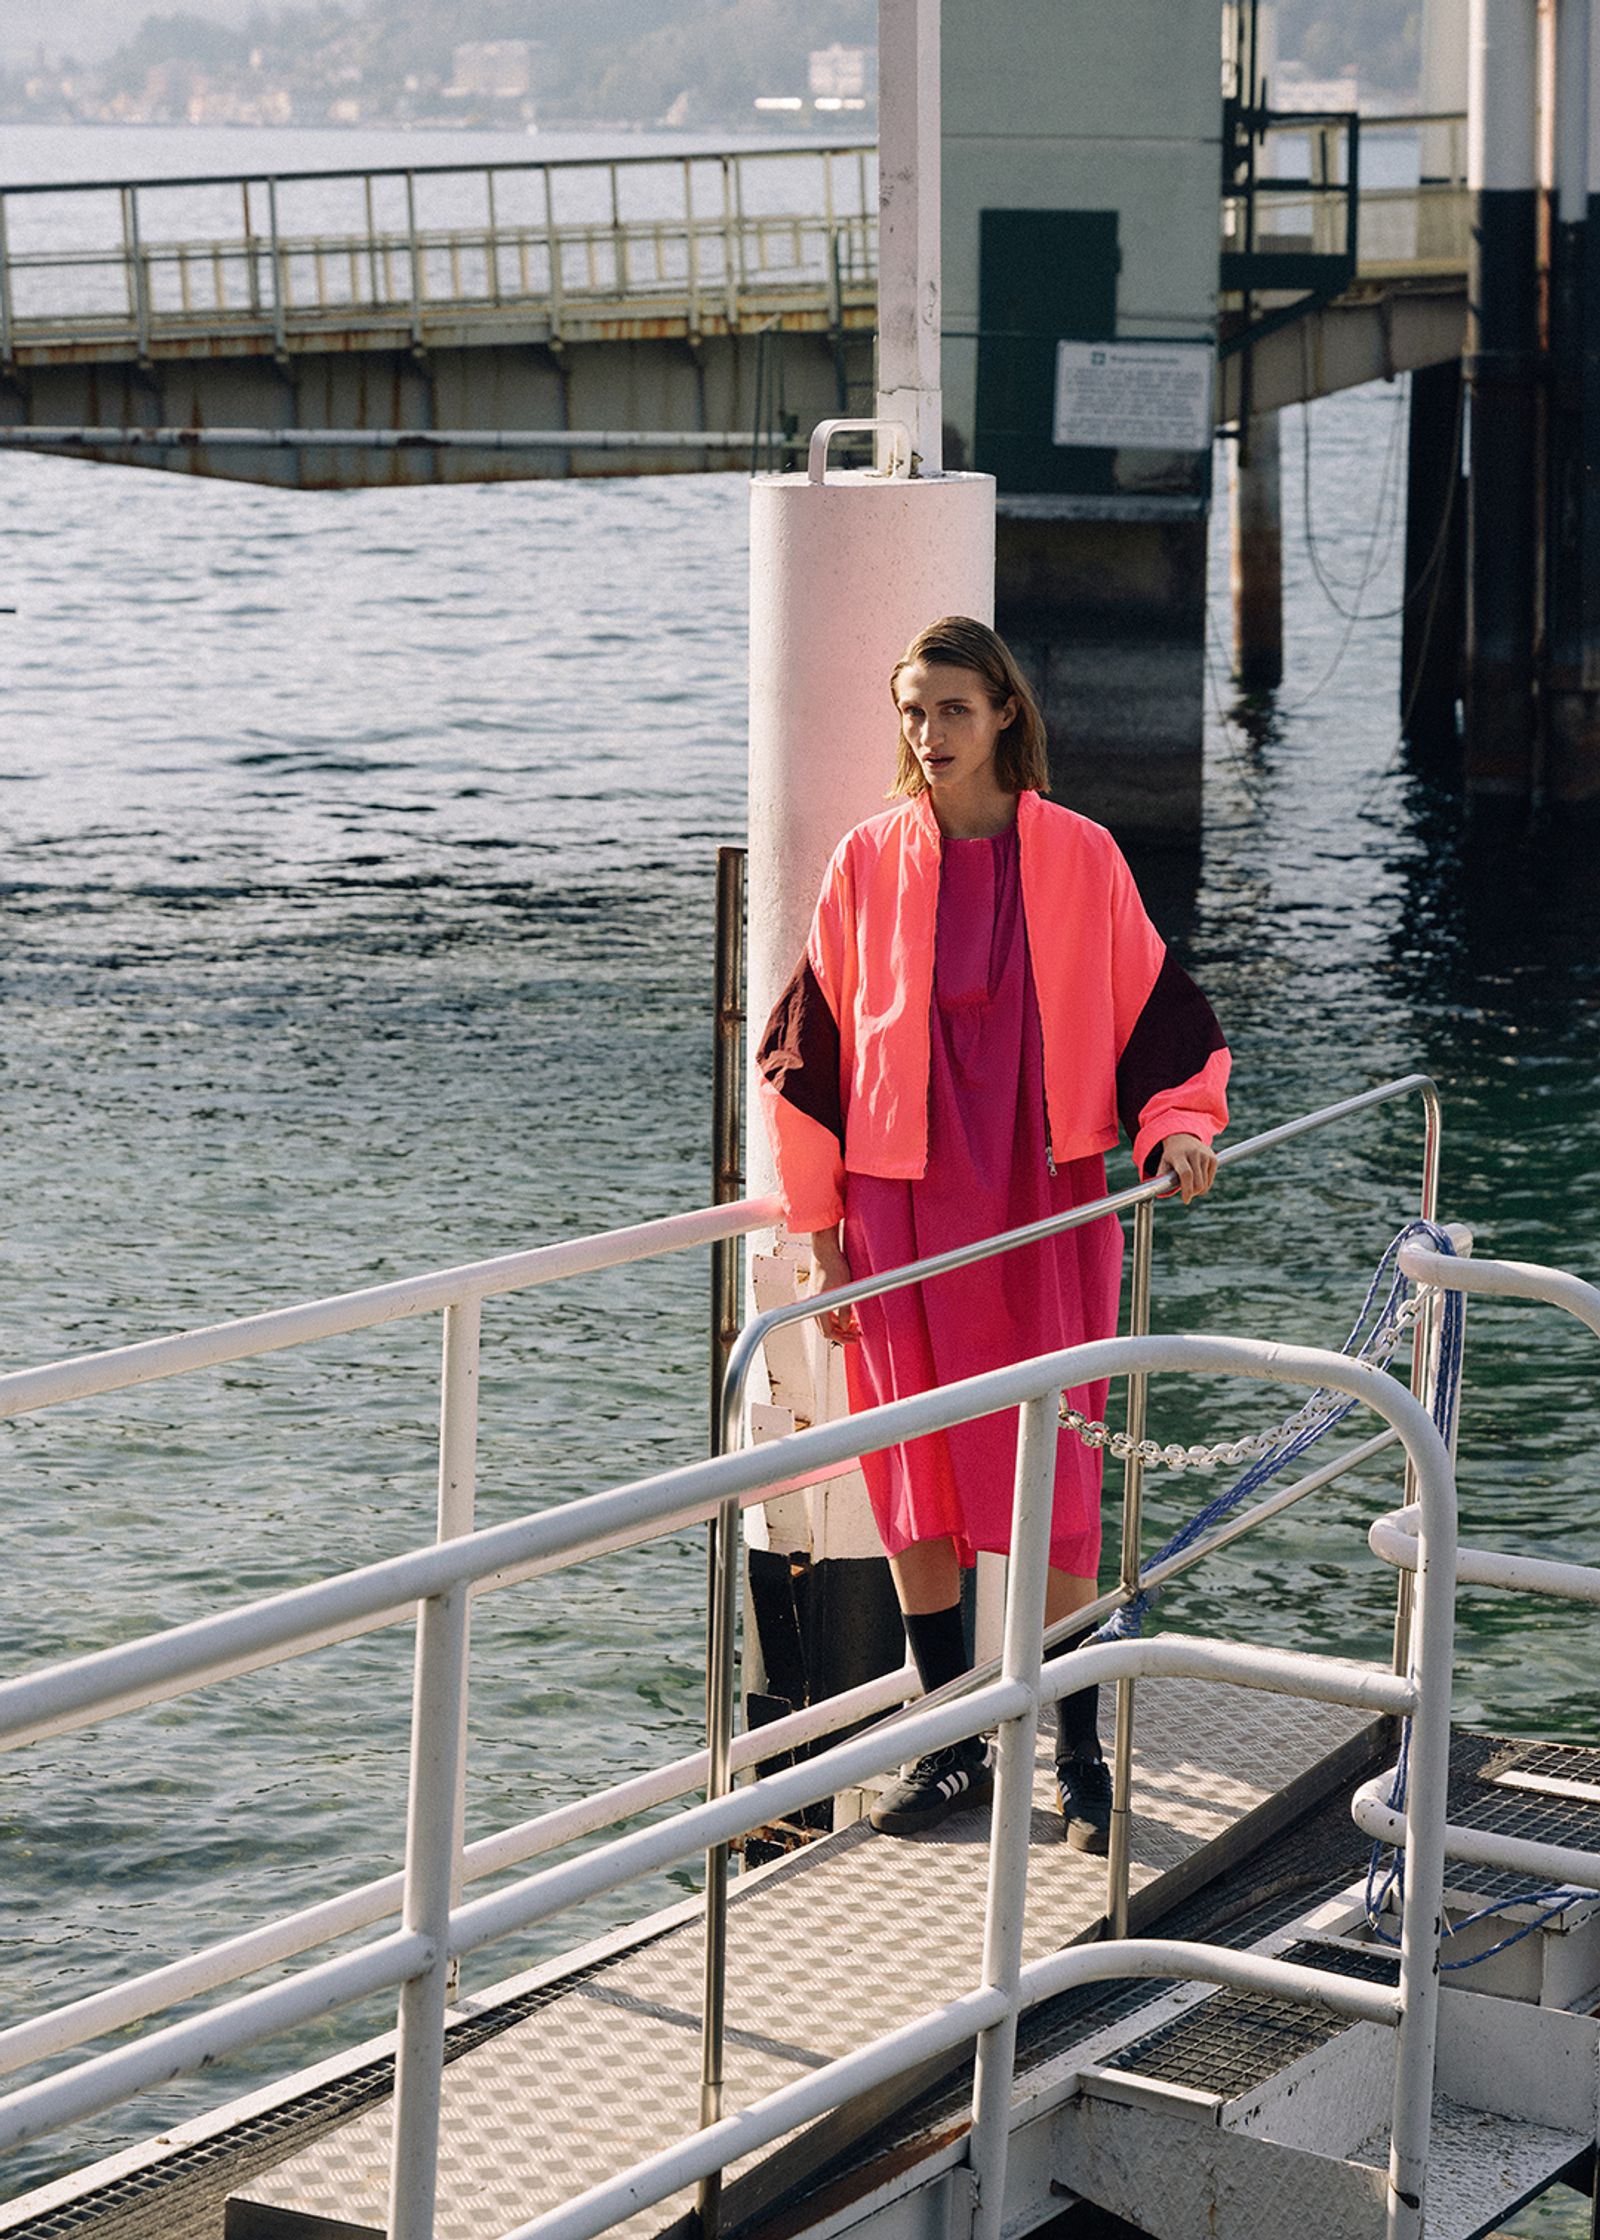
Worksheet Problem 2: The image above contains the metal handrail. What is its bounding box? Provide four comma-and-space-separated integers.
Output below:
0, 1327, 1457, 2240
0, 1194, 780, 1421
0, 145, 877, 363
0, 143, 878, 200
694, 1074, 1441, 2179
0, 1086, 1434, 2088
717, 1074, 1441, 1456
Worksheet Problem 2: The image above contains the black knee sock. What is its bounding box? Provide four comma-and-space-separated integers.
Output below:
1053, 1624, 1102, 1763
903, 1603, 968, 1696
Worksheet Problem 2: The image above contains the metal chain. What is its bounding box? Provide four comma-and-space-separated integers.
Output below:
1059, 1291, 1424, 1471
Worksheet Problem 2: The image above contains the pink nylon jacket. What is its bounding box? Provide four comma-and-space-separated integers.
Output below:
757, 788, 1230, 1235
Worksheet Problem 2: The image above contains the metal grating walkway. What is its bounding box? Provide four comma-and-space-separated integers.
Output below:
222, 1683, 1372, 2240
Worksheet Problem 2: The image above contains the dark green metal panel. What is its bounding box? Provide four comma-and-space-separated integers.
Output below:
975, 207, 1120, 494
1219, 249, 1353, 293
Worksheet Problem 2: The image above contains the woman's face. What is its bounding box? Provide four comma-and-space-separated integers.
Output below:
894, 661, 1017, 798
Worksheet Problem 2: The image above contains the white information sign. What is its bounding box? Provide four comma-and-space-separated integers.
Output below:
1052, 340, 1215, 453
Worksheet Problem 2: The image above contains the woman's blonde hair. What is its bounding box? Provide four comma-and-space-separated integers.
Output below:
887, 616, 1050, 798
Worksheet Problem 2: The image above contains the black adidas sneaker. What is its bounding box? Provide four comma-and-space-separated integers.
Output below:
1056, 1753, 1113, 1853
868, 1738, 993, 1836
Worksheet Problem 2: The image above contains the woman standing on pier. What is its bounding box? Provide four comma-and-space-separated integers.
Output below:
757, 616, 1229, 1849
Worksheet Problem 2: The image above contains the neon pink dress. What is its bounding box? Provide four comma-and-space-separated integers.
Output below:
841, 824, 1122, 1577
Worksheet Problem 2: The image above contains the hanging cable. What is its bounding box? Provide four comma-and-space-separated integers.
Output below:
1298, 384, 1409, 619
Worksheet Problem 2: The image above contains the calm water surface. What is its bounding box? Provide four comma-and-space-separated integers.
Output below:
1, 125, 1597, 2220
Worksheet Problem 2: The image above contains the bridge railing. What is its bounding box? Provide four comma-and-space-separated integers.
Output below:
0, 143, 878, 360
1221, 111, 1469, 290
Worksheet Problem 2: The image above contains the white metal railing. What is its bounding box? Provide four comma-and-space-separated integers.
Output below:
1356, 1244, 1600, 1887
0, 1327, 1455, 2240
709, 1074, 1441, 1953
7, 1083, 1594, 2240
1221, 111, 1471, 284
0, 1194, 795, 2054
0, 1080, 1443, 2223
0, 124, 1473, 370
0, 145, 877, 361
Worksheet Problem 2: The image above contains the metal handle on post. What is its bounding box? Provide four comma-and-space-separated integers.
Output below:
806, 416, 912, 482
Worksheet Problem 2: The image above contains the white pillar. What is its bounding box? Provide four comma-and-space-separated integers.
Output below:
875, 0, 943, 472
1591, 0, 1600, 205
745, 460, 994, 1589
747, 467, 996, 1140
1557, 0, 1591, 222
1420, 0, 1471, 183
740, 0, 991, 1680
1464, 0, 1541, 796
1469, 0, 1539, 195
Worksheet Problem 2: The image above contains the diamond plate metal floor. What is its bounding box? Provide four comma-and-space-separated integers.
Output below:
223, 1682, 1372, 2240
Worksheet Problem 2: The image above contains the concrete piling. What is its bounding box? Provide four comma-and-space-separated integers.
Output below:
1463, 0, 1541, 799
1401, 361, 1465, 753
1230, 411, 1284, 693
1543, 0, 1600, 805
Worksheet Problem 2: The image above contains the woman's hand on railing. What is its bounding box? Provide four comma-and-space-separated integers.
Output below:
1157, 1134, 1218, 1205
808, 1229, 861, 1344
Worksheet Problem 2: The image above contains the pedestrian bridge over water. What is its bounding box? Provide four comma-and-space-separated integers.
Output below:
0, 125, 1466, 487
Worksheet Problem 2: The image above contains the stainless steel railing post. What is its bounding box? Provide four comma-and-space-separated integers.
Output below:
485, 168, 502, 306
404, 171, 424, 352
0, 196, 14, 367
709, 849, 747, 1449
542, 167, 564, 345
362, 174, 379, 305
266, 177, 287, 359
969, 1390, 1060, 2240
384, 1572, 472, 2240
1106, 1194, 1154, 1937
696, 1490, 739, 2236
1391, 1080, 1443, 1676
697, 846, 748, 2237
120, 187, 151, 362
719, 155, 740, 327
241, 181, 261, 318
437, 1296, 480, 2006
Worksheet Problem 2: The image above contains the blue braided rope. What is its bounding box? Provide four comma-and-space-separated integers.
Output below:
1091, 1218, 1461, 1645
1075, 1223, 1571, 1960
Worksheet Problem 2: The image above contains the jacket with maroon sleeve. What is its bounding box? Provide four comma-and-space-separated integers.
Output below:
756, 789, 1229, 1235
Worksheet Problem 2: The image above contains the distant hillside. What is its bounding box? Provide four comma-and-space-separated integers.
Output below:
1273, 0, 1421, 97
5, 0, 1420, 125
5, 0, 879, 128
0, 0, 256, 64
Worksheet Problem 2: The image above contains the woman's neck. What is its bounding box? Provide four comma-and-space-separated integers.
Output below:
928, 780, 1018, 840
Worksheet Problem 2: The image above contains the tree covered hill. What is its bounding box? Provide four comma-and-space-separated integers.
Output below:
18, 0, 880, 127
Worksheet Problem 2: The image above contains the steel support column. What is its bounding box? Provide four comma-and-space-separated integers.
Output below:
1547, 0, 1600, 802
1464, 0, 1541, 799
1229, 410, 1284, 691
1401, 359, 1466, 752
876, 0, 943, 472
